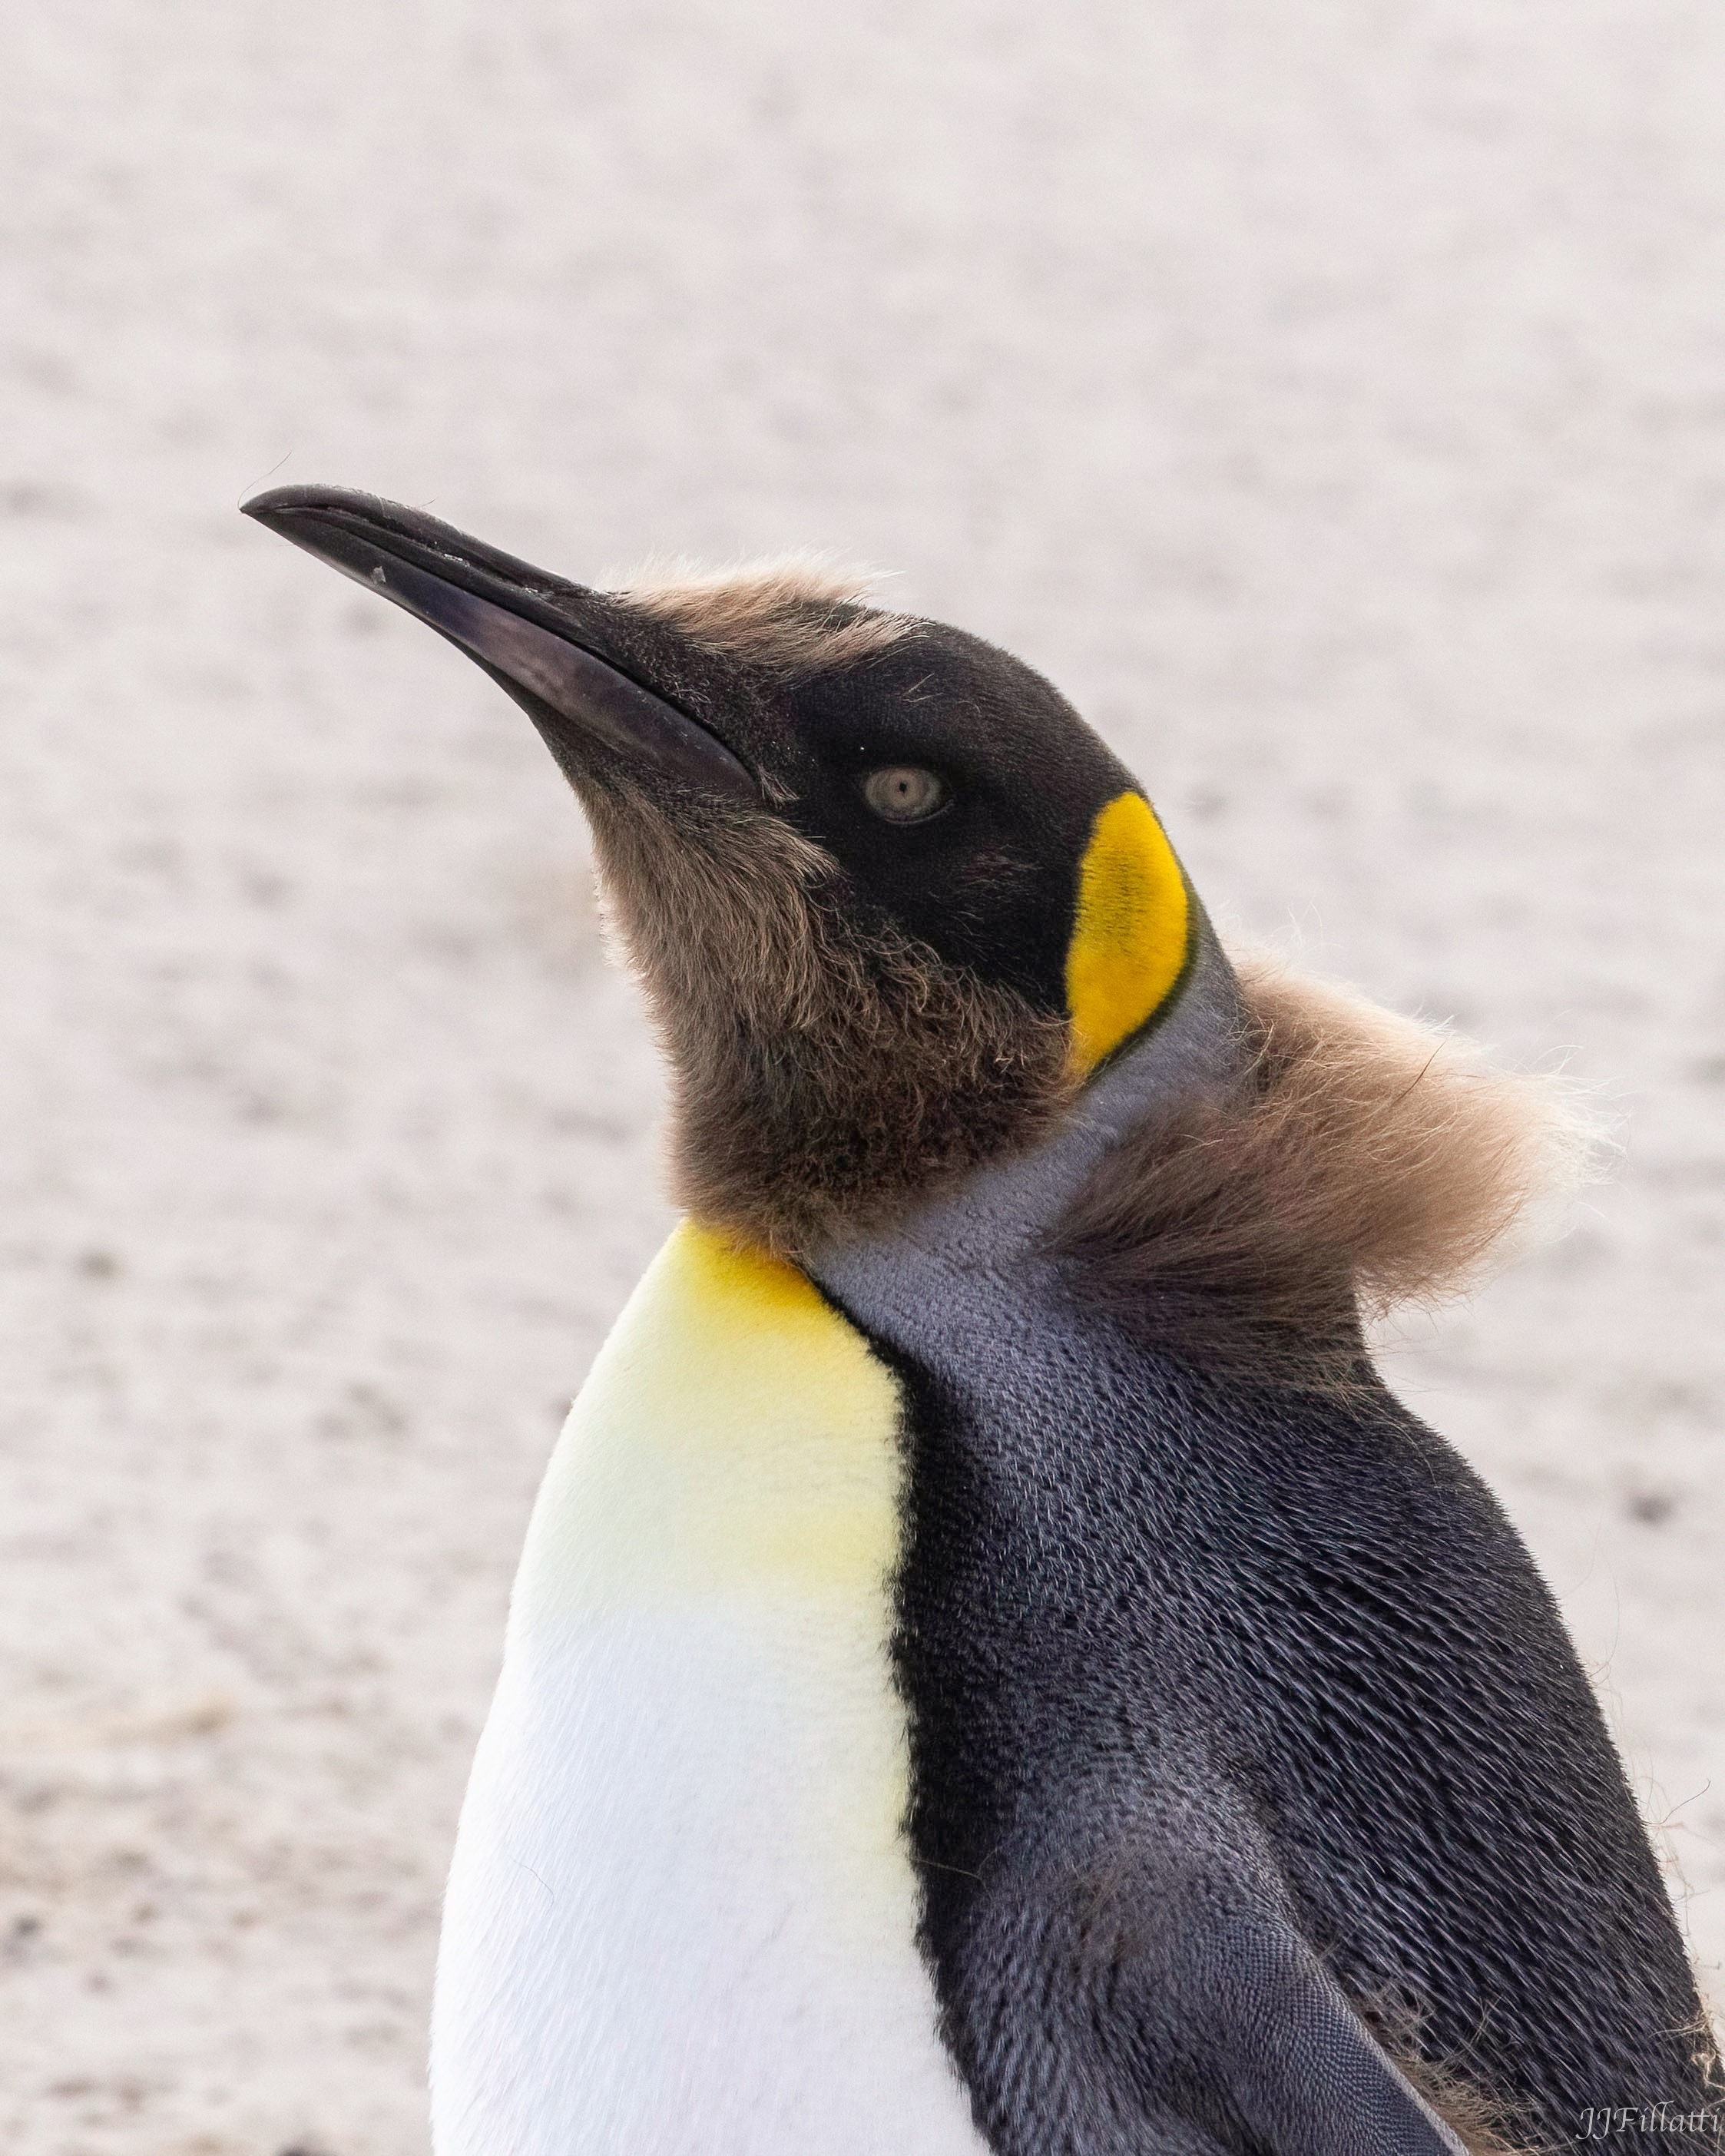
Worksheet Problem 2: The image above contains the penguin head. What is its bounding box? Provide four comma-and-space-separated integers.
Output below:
244, 488, 1208, 1253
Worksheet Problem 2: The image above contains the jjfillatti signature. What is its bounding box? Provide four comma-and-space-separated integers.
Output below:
1581, 2106, 1725, 2138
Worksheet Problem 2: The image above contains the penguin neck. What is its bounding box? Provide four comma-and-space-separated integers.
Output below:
809, 916, 1247, 1304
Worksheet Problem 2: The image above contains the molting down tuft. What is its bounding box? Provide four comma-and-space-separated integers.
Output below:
612, 552, 915, 677
585, 783, 1074, 1257
1054, 948, 1607, 1386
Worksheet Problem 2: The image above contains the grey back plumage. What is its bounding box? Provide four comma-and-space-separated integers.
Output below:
813, 935, 1713, 2156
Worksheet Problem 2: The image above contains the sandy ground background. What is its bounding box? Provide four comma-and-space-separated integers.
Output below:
2, 2, 1722, 2150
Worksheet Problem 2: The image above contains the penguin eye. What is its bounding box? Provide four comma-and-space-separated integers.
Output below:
862, 766, 948, 824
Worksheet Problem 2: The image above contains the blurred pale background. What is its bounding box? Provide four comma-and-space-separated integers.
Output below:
2, 3, 1722, 2151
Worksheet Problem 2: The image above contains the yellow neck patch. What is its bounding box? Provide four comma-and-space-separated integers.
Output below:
1064, 790, 1191, 1078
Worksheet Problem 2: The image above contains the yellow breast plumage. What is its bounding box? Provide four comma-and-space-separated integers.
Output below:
512, 1220, 906, 1621
431, 1221, 985, 2156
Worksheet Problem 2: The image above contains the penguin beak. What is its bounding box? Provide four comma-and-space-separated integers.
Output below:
240, 485, 759, 804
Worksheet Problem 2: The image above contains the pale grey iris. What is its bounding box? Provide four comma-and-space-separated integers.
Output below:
862, 766, 947, 823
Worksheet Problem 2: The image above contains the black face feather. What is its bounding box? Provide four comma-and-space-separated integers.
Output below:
241, 487, 1140, 1020
770, 629, 1135, 1010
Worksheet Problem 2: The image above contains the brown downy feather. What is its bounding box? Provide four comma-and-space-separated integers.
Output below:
613, 552, 913, 678
1053, 948, 1604, 1390
1394, 2057, 1527, 2156
584, 783, 1073, 1256
1351, 1987, 1533, 2154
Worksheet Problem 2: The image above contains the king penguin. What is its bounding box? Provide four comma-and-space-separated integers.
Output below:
244, 485, 1718, 2156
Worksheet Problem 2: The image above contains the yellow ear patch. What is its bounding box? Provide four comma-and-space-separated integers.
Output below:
1064, 790, 1191, 1078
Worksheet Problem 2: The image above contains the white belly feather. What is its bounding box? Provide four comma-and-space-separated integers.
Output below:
431, 1222, 985, 2156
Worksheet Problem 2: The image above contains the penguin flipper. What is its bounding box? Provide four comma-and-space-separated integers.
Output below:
1170, 1913, 1471, 2156
955, 1879, 1474, 2156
